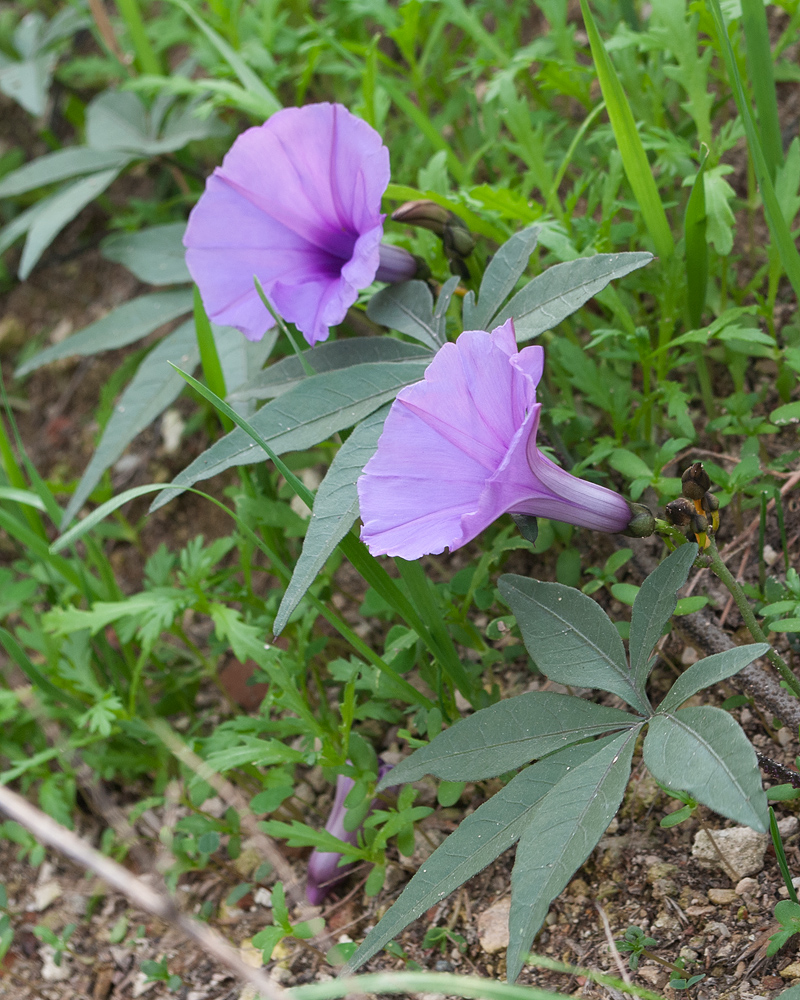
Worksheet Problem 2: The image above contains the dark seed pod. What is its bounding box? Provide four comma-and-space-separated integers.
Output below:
701, 491, 720, 514
681, 462, 711, 500
665, 497, 695, 527
690, 512, 709, 535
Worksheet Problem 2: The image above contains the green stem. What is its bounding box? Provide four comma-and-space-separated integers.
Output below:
706, 538, 800, 698
395, 557, 476, 706
114, 0, 161, 75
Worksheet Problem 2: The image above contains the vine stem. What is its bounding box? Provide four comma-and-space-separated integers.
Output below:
706, 537, 800, 699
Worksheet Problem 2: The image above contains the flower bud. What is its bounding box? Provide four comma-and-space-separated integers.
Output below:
375, 243, 427, 284
665, 497, 695, 527
681, 462, 711, 501
701, 492, 719, 514
622, 502, 656, 538
443, 220, 477, 258
391, 200, 450, 235
691, 511, 709, 535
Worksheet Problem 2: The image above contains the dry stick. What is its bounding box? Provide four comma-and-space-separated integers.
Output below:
675, 609, 800, 730
719, 467, 800, 560
595, 903, 631, 985
148, 719, 304, 907
0, 783, 288, 1000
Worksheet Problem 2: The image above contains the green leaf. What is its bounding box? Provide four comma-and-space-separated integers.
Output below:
643, 707, 768, 832
628, 543, 698, 692
229, 337, 431, 403
377, 691, 639, 785
367, 282, 442, 349
499, 575, 650, 715
19, 168, 123, 279
657, 645, 770, 714
165, 0, 280, 118
274, 404, 389, 635
771, 401, 800, 426
85, 90, 219, 155
494, 253, 652, 342
506, 728, 640, 981
16, 289, 194, 377
579, 0, 674, 260
462, 226, 540, 330
0, 148, 133, 198
741, 0, 782, 179
101, 223, 190, 285
684, 152, 709, 329
706, 0, 800, 301
149, 360, 430, 512
61, 321, 199, 526
346, 741, 607, 975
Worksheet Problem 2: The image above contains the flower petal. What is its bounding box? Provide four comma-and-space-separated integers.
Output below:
184, 103, 389, 344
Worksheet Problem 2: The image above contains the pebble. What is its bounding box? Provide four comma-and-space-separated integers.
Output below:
780, 962, 800, 979
692, 826, 767, 877
39, 945, 70, 982
477, 897, 511, 954
736, 877, 760, 895
32, 881, 62, 912
708, 888, 738, 905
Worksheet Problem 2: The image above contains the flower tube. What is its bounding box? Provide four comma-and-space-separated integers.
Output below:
358, 320, 636, 559
185, 103, 414, 346
306, 763, 393, 905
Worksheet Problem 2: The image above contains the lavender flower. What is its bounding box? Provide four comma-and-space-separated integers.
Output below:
358, 320, 634, 559
307, 764, 392, 905
184, 102, 408, 346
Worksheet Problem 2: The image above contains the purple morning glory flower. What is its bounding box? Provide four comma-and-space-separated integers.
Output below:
357, 320, 633, 559
307, 763, 393, 905
184, 102, 403, 346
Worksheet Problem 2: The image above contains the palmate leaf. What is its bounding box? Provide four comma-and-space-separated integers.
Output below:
494, 252, 653, 343
376, 692, 640, 786
462, 226, 540, 331
273, 404, 390, 635
628, 543, 698, 692
229, 338, 432, 403
345, 740, 607, 975
656, 645, 769, 715
16, 289, 194, 377
507, 727, 640, 981
643, 707, 768, 832
61, 320, 199, 526
149, 360, 430, 512
0, 147, 134, 198
101, 223, 191, 285
499, 576, 651, 715
18, 168, 123, 279
367, 281, 444, 349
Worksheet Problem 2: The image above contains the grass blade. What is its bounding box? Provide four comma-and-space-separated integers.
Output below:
684, 149, 709, 329
741, 0, 783, 179
707, 0, 800, 301
579, 0, 674, 260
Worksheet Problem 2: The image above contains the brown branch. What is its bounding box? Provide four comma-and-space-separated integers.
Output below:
0, 783, 288, 1000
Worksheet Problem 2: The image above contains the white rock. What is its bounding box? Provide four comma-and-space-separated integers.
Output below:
692, 826, 767, 877
39, 945, 70, 982
160, 409, 185, 454
477, 897, 511, 954
132, 972, 158, 997
33, 881, 62, 911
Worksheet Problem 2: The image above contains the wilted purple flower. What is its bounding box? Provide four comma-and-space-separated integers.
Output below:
185, 102, 410, 346
358, 320, 633, 559
307, 763, 393, 905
